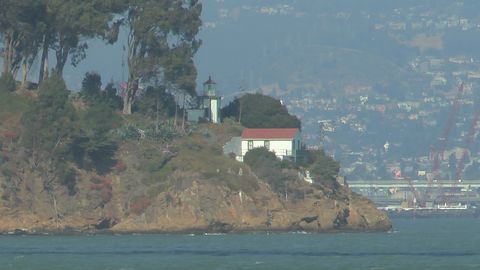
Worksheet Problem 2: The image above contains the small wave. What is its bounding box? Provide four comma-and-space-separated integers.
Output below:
289, 231, 311, 235
203, 233, 226, 236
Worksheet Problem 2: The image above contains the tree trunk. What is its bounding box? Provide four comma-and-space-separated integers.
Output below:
238, 99, 242, 123
38, 35, 49, 84
2, 33, 13, 75
11, 64, 20, 80
122, 79, 138, 115
122, 93, 132, 114
173, 99, 178, 127
181, 94, 186, 131
21, 60, 28, 89
155, 99, 159, 134
54, 50, 68, 77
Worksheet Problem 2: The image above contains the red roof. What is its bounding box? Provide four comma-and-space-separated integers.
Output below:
241, 128, 299, 139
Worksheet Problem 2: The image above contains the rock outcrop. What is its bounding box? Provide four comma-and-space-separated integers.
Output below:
0, 174, 391, 234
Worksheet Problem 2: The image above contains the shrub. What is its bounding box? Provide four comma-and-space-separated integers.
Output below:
21, 75, 75, 154
136, 85, 176, 118
299, 149, 340, 186
3, 131, 18, 141
0, 73, 16, 92
80, 72, 102, 101
115, 124, 142, 140
244, 147, 291, 192
130, 196, 151, 215
244, 147, 277, 167
59, 167, 77, 196
89, 175, 113, 206
114, 160, 127, 172
221, 93, 301, 129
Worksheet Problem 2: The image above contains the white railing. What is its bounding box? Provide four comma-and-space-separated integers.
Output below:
241, 148, 293, 157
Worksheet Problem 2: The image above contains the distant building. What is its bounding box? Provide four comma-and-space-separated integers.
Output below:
236, 128, 302, 162
187, 76, 221, 123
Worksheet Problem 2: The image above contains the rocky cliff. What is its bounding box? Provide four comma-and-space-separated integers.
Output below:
0, 165, 390, 234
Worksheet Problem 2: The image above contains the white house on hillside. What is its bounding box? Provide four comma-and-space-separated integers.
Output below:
237, 128, 301, 162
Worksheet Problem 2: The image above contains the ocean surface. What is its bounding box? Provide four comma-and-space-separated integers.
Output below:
0, 218, 479, 270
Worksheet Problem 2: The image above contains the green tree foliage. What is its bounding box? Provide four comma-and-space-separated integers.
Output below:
20, 75, 78, 195
71, 102, 120, 174
42, 0, 125, 77
222, 93, 301, 129
21, 75, 121, 180
136, 86, 176, 118
80, 72, 122, 110
21, 75, 75, 158
0, 0, 125, 84
0, 72, 16, 92
80, 72, 102, 101
243, 147, 278, 167
0, 0, 44, 85
299, 149, 340, 187
103, 82, 123, 111
243, 147, 294, 192
122, 0, 202, 114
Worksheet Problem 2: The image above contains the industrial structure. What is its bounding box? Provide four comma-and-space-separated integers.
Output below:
352, 82, 480, 214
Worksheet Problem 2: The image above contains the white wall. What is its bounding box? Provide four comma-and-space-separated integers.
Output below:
238, 131, 302, 161
241, 139, 294, 160
210, 99, 219, 123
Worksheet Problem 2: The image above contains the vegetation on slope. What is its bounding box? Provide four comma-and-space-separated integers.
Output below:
222, 93, 301, 129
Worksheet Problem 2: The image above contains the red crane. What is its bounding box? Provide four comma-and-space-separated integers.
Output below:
454, 101, 480, 182
432, 82, 464, 177
425, 82, 465, 203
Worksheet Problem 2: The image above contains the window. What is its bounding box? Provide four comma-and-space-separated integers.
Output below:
292, 140, 295, 150
297, 140, 300, 149
248, 140, 253, 150
264, 140, 270, 149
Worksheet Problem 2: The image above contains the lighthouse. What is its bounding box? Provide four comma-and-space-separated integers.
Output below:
200, 76, 221, 123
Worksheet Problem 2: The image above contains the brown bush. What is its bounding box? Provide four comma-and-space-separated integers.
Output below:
130, 196, 151, 215
113, 160, 127, 172
89, 175, 113, 205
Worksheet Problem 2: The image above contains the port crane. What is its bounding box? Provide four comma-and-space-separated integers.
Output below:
431, 82, 464, 179
454, 99, 480, 182
422, 82, 480, 207
422, 82, 465, 206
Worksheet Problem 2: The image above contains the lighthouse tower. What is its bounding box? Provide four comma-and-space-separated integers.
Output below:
201, 76, 221, 123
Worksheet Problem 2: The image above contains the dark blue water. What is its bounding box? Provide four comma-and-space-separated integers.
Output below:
0, 218, 479, 269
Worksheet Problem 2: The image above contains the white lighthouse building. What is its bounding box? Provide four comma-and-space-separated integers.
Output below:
187, 76, 222, 123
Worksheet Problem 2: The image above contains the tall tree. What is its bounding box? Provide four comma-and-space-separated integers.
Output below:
1, 0, 123, 85
0, 0, 22, 75
122, 0, 202, 114
20, 75, 76, 224
44, 0, 124, 77
0, 0, 44, 80
21, 75, 76, 162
